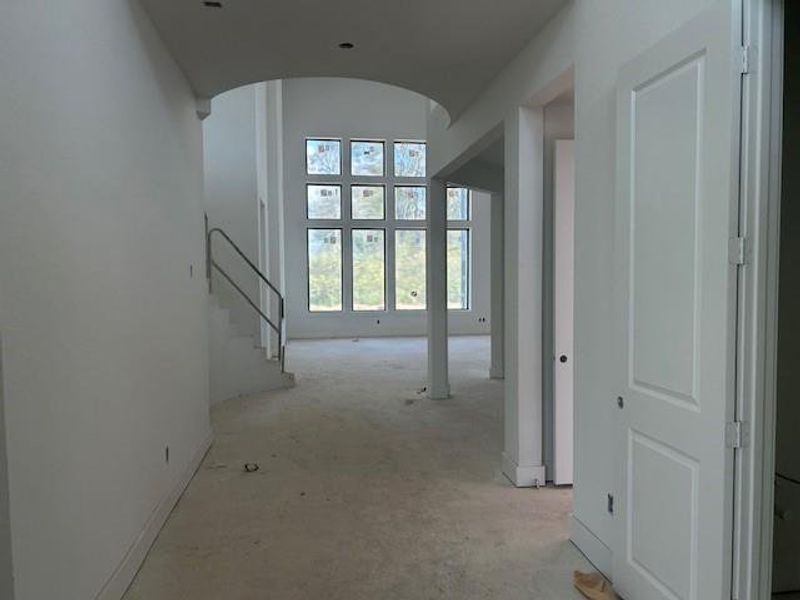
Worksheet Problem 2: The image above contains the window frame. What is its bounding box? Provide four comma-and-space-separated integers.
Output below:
444, 187, 473, 312
351, 184, 387, 221
446, 227, 472, 311
305, 137, 342, 177
351, 228, 387, 312
306, 227, 344, 313
393, 139, 427, 179
446, 186, 472, 221
394, 227, 428, 312
303, 137, 474, 317
393, 185, 427, 221
350, 139, 386, 177
305, 183, 343, 220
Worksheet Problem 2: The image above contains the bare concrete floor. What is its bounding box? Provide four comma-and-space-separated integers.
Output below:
124, 336, 590, 600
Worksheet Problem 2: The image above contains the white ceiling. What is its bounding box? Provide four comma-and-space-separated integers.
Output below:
139, 0, 567, 119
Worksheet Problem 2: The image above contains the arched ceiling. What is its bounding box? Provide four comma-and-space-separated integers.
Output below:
139, 0, 567, 119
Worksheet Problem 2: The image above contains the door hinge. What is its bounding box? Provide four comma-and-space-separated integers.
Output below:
729, 236, 747, 265
726, 421, 750, 449
739, 45, 751, 75
607, 493, 615, 515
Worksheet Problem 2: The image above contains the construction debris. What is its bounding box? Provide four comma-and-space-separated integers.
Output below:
574, 571, 617, 600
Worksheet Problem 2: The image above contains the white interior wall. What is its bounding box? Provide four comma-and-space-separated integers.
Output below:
0, 1, 211, 598
282, 78, 491, 339
265, 81, 288, 352
426, 0, 716, 571
204, 86, 261, 340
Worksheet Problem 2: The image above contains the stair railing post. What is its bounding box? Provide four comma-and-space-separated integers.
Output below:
205, 213, 213, 293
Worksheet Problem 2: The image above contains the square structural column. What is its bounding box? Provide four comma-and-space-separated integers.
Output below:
490, 192, 505, 380
427, 177, 450, 399
502, 107, 546, 487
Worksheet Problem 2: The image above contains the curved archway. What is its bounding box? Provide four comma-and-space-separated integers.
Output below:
138, 0, 567, 120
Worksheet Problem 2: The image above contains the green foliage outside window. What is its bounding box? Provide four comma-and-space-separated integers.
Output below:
353, 230, 385, 311
308, 229, 342, 311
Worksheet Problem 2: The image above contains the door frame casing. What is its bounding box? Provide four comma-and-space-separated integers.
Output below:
733, 0, 784, 598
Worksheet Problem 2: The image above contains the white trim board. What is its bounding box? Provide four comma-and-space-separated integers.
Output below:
501, 452, 546, 488
94, 434, 213, 600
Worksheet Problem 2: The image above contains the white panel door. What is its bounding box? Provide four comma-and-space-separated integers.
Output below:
554, 139, 575, 486
613, 2, 741, 599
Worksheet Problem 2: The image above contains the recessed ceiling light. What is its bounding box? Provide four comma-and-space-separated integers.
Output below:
338, 42, 355, 50
203, 1, 223, 8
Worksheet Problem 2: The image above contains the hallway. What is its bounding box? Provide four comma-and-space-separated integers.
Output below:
123, 336, 588, 600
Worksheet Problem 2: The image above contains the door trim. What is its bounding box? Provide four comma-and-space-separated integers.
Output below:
733, 1, 784, 598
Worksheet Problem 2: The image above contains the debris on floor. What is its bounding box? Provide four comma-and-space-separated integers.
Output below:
243, 463, 260, 473
574, 571, 617, 600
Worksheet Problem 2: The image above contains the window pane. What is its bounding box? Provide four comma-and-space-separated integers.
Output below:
395, 230, 427, 310
352, 230, 385, 311
447, 230, 470, 310
394, 142, 426, 177
394, 186, 426, 220
447, 187, 470, 220
307, 185, 341, 219
351, 186, 385, 220
306, 139, 341, 175
307, 229, 342, 312
351, 141, 385, 176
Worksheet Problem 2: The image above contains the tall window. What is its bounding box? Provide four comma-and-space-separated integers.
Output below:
305, 137, 471, 313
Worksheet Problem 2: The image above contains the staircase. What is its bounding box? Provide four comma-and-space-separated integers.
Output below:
208, 296, 294, 404
206, 217, 294, 405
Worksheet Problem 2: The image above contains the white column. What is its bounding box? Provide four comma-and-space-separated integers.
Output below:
490, 192, 505, 380
502, 106, 546, 487
427, 177, 449, 399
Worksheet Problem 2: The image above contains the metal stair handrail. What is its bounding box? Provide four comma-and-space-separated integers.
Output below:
205, 216, 286, 371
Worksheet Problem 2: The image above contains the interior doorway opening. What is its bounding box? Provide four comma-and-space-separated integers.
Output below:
543, 93, 575, 486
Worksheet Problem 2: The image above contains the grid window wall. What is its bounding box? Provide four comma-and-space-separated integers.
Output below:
304, 137, 472, 314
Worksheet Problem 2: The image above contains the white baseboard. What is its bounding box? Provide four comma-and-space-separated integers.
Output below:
570, 514, 613, 579
501, 452, 546, 487
489, 368, 505, 380
95, 432, 213, 600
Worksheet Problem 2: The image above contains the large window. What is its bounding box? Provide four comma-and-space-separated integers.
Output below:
304, 137, 472, 314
